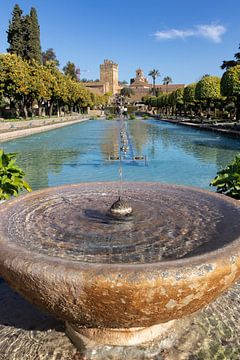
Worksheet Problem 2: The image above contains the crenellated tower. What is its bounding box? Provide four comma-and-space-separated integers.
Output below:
100, 59, 119, 95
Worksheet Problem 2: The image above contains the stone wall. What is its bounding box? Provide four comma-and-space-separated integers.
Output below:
82, 81, 109, 95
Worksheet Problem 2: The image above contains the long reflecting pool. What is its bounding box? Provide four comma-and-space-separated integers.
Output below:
1, 118, 240, 190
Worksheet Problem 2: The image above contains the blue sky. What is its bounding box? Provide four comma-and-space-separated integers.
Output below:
1, 0, 240, 85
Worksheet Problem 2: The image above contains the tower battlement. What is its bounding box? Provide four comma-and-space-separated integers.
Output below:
103, 59, 118, 66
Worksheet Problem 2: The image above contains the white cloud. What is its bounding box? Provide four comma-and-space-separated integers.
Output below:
196, 25, 226, 43
154, 24, 226, 43
155, 29, 194, 40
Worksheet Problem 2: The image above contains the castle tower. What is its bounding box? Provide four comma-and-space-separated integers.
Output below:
135, 69, 148, 84
100, 59, 119, 94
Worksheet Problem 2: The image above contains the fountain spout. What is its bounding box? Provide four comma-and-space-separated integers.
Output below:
109, 196, 133, 216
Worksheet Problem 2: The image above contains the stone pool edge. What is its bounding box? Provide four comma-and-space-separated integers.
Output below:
0, 115, 91, 142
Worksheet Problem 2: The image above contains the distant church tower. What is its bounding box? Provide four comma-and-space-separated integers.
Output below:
100, 59, 119, 95
135, 69, 148, 84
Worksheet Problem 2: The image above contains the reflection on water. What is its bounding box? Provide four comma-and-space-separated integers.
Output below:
1, 119, 240, 190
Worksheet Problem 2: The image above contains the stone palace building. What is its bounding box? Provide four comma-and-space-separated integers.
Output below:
82, 60, 185, 102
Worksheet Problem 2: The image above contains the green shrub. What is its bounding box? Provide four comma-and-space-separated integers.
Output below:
0, 149, 32, 200
210, 154, 240, 199
223, 111, 230, 120
89, 115, 100, 120
142, 114, 149, 119
129, 114, 136, 120
106, 114, 115, 120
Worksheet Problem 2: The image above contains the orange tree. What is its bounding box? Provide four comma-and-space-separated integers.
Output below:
195, 75, 221, 118
0, 53, 31, 118
221, 65, 240, 121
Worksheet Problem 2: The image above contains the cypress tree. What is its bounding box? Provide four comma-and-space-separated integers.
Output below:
23, 7, 42, 63
7, 4, 24, 57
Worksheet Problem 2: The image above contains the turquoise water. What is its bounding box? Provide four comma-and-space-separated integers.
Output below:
1, 119, 240, 190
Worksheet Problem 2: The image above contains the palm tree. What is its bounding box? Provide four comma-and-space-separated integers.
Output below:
148, 69, 160, 96
163, 76, 172, 93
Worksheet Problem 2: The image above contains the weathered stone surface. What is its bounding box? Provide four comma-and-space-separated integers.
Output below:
1, 278, 240, 359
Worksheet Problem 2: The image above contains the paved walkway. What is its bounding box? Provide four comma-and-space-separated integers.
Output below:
0, 115, 89, 142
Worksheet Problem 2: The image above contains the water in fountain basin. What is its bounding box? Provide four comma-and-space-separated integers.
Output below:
4, 183, 240, 264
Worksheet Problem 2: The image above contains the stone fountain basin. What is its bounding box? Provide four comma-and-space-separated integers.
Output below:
0, 182, 240, 332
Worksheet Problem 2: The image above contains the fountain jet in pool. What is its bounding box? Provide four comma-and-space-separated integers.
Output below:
0, 182, 240, 355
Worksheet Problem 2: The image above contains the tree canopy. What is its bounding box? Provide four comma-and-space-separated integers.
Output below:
24, 8, 42, 63
63, 61, 80, 81
148, 69, 160, 79
183, 83, 196, 104
0, 53, 107, 119
195, 76, 221, 101
7, 5, 42, 63
221, 65, 240, 97
163, 76, 172, 85
120, 87, 134, 97
42, 48, 59, 66
221, 65, 240, 120
7, 4, 24, 57
221, 44, 240, 70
